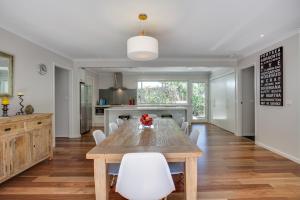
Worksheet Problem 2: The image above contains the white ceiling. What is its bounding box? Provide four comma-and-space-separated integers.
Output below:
0, 0, 299, 60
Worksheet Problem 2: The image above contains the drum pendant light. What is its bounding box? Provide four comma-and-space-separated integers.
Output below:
127, 14, 158, 61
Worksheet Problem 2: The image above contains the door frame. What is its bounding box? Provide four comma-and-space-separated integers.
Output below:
236, 65, 257, 138
52, 63, 74, 146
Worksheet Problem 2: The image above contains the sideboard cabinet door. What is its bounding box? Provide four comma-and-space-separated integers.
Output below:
8, 134, 31, 175
0, 139, 7, 181
31, 126, 51, 162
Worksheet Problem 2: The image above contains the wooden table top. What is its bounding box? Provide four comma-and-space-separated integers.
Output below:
86, 118, 202, 161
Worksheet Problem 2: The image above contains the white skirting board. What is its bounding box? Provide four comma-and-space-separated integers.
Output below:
255, 141, 300, 164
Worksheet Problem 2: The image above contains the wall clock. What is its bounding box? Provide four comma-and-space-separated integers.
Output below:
38, 64, 47, 75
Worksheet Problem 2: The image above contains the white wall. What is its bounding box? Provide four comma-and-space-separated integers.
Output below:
209, 69, 236, 133
238, 33, 300, 163
0, 27, 78, 141
98, 72, 114, 89
55, 67, 69, 137
0, 27, 73, 115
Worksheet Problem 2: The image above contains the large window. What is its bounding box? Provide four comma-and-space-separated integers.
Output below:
137, 81, 188, 104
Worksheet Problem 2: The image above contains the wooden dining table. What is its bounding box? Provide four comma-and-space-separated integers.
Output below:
86, 118, 202, 200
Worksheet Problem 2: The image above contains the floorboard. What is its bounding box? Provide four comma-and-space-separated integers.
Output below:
0, 124, 299, 199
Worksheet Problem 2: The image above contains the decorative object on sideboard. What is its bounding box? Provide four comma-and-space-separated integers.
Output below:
0, 51, 14, 97
25, 105, 34, 115
16, 92, 25, 115
1, 96, 9, 117
38, 63, 48, 75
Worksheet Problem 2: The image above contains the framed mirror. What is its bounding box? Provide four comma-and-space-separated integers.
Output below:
0, 51, 13, 97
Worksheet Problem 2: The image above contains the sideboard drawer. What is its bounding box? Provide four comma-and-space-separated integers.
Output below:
26, 118, 51, 130
0, 122, 24, 136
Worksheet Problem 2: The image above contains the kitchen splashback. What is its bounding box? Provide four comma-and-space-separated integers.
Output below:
99, 89, 137, 105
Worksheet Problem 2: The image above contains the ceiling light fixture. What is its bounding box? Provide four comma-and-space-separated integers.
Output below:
127, 13, 158, 61
260, 34, 265, 38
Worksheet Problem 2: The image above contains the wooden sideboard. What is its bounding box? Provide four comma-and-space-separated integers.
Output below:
0, 113, 52, 183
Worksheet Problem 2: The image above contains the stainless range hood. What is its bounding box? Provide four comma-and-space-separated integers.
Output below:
109, 72, 127, 90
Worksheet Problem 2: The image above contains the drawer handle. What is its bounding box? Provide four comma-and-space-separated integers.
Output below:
37, 121, 42, 125
4, 128, 11, 132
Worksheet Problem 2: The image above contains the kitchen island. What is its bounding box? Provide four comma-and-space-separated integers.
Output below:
104, 106, 190, 134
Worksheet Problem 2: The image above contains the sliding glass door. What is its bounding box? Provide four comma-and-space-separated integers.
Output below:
191, 82, 207, 121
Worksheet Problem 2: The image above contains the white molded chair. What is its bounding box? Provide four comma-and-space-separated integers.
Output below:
149, 114, 158, 118
116, 118, 124, 126
181, 121, 189, 135
189, 128, 201, 145
169, 129, 200, 175
116, 152, 175, 200
178, 117, 185, 126
92, 130, 106, 145
92, 130, 120, 186
109, 122, 118, 134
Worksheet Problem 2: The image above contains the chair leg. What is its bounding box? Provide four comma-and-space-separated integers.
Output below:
110, 175, 116, 188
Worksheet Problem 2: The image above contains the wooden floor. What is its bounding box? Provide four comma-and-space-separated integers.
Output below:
1, 124, 300, 199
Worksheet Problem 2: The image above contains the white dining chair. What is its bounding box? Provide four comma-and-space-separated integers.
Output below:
92, 129, 120, 187
181, 121, 189, 135
189, 128, 201, 145
92, 130, 106, 145
178, 117, 185, 126
109, 122, 118, 134
169, 129, 200, 176
116, 152, 175, 200
116, 118, 124, 126
148, 113, 158, 118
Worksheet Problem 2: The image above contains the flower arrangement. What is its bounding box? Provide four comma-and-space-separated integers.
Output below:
140, 114, 153, 127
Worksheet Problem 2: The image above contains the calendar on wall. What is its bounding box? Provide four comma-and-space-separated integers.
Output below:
260, 46, 283, 106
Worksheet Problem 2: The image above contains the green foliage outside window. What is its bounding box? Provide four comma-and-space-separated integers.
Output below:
191, 83, 206, 118
137, 81, 206, 119
137, 81, 188, 104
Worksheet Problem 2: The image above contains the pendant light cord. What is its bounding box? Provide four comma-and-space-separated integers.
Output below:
138, 14, 147, 36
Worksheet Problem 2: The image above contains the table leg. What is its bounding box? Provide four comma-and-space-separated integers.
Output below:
185, 157, 197, 200
94, 158, 108, 200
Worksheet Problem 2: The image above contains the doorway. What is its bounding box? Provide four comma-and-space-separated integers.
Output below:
55, 66, 70, 137
241, 66, 255, 141
191, 82, 207, 122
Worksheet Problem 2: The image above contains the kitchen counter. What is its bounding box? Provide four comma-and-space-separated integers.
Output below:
105, 106, 188, 111
103, 105, 190, 134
